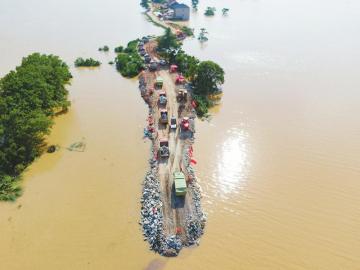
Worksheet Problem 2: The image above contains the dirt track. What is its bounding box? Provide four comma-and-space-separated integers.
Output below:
140, 40, 205, 254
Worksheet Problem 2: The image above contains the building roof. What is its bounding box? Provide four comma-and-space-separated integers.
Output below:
169, 2, 189, 9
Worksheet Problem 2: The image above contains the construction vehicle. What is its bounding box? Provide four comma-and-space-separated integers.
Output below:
144, 55, 151, 64
181, 117, 190, 131
159, 138, 169, 158
170, 116, 177, 130
155, 76, 164, 89
177, 89, 188, 102
160, 109, 168, 124
175, 75, 185, 84
158, 91, 167, 105
170, 64, 178, 73
149, 61, 158, 71
174, 172, 187, 196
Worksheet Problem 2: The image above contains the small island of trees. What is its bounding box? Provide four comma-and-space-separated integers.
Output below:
204, 7, 216, 16
98, 45, 109, 52
74, 57, 101, 67
222, 8, 229, 15
115, 40, 145, 78
0, 53, 72, 201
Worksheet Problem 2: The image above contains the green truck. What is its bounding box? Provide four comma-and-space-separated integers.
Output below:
174, 172, 187, 196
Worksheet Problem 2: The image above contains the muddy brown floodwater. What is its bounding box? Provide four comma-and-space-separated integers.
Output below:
1, 0, 360, 269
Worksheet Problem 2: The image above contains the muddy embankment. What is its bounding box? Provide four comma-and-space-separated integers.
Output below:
138, 38, 206, 256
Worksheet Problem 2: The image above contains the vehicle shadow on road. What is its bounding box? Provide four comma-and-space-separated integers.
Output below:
171, 183, 185, 209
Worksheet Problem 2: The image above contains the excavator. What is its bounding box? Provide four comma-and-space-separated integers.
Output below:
177, 89, 188, 102
159, 138, 169, 158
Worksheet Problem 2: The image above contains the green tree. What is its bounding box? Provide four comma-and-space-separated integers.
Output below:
192, 61, 224, 96
157, 28, 180, 52
114, 46, 124, 53
191, 0, 199, 9
222, 8, 229, 15
140, 0, 149, 9
115, 40, 145, 78
0, 174, 21, 201
74, 57, 101, 67
0, 53, 71, 201
204, 7, 216, 16
173, 50, 200, 79
98, 45, 109, 52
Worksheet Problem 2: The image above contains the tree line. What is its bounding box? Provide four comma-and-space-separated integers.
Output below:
0, 53, 72, 201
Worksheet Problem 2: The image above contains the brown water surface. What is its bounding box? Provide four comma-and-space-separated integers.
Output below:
1, 0, 360, 269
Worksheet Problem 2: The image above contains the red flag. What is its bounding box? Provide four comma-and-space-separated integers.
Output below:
191, 100, 197, 108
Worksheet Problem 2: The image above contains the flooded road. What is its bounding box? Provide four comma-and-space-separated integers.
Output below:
1, 0, 360, 269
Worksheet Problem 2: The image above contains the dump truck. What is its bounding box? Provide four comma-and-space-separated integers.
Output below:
174, 172, 187, 196
177, 89, 188, 102
155, 76, 164, 89
160, 109, 168, 124
159, 138, 169, 158
159, 90, 167, 105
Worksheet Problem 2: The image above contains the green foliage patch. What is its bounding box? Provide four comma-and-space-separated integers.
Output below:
205, 7, 216, 16
74, 57, 101, 67
115, 39, 145, 78
98, 45, 109, 52
0, 53, 72, 201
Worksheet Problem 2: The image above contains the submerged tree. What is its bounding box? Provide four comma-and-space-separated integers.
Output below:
98, 45, 109, 52
74, 57, 101, 67
191, 0, 199, 10
140, 0, 149, 9
192, 61, 224, 96
204, 7, 216, 16
198, 28, 208, 42
222, 8, 229, 15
